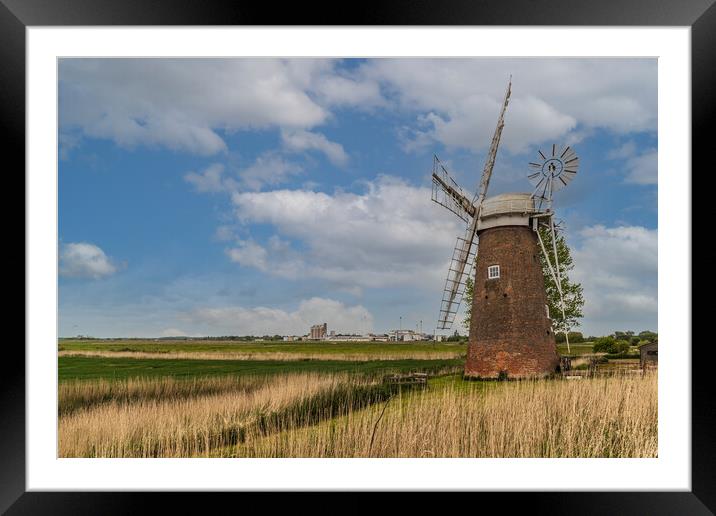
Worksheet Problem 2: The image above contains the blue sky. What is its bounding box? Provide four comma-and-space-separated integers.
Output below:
58, 58, 657, 338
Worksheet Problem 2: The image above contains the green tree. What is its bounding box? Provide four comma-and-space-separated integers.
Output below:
461, 227, 584, 336
537, 226, 584, 336
638, 330, 658, 342
556, 331, 584, 344
592, 336, 615, 353
593, 336, 630, 354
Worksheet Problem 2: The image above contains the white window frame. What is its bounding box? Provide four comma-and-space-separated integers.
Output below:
487, 264, 500, 279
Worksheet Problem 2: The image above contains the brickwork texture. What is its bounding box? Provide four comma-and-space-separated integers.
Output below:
465, 225, 560, 379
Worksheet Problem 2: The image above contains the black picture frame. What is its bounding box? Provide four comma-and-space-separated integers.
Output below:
4, 0, 712, 511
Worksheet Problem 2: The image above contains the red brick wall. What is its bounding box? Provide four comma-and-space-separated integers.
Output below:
465, 225, 559, 379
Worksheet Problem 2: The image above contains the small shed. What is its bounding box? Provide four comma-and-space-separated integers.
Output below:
639, 341, 658, 370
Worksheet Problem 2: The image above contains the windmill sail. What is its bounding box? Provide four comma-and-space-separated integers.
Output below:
436, 231, 477, 329
472, 78, 512, 208
436, 78, 512, 330
431, 156, 476, 223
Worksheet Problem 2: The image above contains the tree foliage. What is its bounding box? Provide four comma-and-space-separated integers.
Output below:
638, 330, 658, 342
537, 226, 585, 335
593, 336, 630, 354
555, 331, 584, 343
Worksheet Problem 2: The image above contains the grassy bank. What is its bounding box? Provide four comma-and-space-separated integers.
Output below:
59, 339, 466, 356
59, 355, 463, 382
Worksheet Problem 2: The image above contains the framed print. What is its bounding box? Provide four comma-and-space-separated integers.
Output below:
4, 0, 713, 511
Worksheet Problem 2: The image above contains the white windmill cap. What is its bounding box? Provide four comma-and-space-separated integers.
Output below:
480, 192, 537, 219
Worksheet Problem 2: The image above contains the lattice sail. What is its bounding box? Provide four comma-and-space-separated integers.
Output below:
432, 77, 511, 332
436, 232, 478, 330
471, 77, 511, 208
431, 156, 475, 223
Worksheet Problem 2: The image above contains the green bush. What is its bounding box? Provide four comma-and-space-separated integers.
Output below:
446, 335, 467, 342
592, 336, 615, 353
593, 337, 630, 354
613, 340, 630, 354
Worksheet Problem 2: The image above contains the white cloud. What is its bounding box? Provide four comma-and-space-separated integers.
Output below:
225, 240, 269, 271
59, 58, 381, 156
213, 225, 236, 242
183, 297, 373, 335
312, 74, 383, 108
60, 58, 656, 160
160, 328, 190, 337
59, 132, 81, 160
360, 58, 656, 153
185, 154, 304, 193
419, 95, 576, 154
184, 163, 236, 193
238, 153, 303, 191
281, 129, 348, 166
228, 176, 463, 289
59, 242, 119, 279
623, 149, 657, 185
606, 142, 657, 185
607, 141, 637, 160
571, 225, 657, 334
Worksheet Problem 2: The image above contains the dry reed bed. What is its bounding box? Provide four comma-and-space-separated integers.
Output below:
59, 350, 464, 362
58, 375, 272, 415
58, 372, 390, 458
229, 372, 657, 458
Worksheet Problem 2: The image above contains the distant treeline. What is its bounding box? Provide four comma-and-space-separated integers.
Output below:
555, 330, 657, 344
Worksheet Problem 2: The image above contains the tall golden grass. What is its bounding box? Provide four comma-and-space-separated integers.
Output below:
59, 375, 272, 415
59, 372, 657, 459
58, 372, 384, 458
229, 373, 657, 458
59, 350, 464, 362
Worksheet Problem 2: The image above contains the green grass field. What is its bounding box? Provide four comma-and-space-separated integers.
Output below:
58, 355, 463, 382
557, 342, 595, 355
59, 339, 467, 356
58, 339, 615, 382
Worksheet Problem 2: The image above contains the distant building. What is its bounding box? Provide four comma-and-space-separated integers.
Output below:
639, 341, 658, 370
310, 323, 328, 340
329, 334, 372, 342
388, 329, 428, 342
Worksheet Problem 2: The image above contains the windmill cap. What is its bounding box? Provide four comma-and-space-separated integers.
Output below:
480, 192, 538, 219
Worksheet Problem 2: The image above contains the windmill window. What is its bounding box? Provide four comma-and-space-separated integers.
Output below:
488, 265, 500, 279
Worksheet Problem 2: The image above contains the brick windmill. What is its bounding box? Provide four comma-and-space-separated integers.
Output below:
430, 78, 579, 379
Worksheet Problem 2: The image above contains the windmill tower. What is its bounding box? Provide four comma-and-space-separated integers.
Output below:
430, 78, 579, 379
